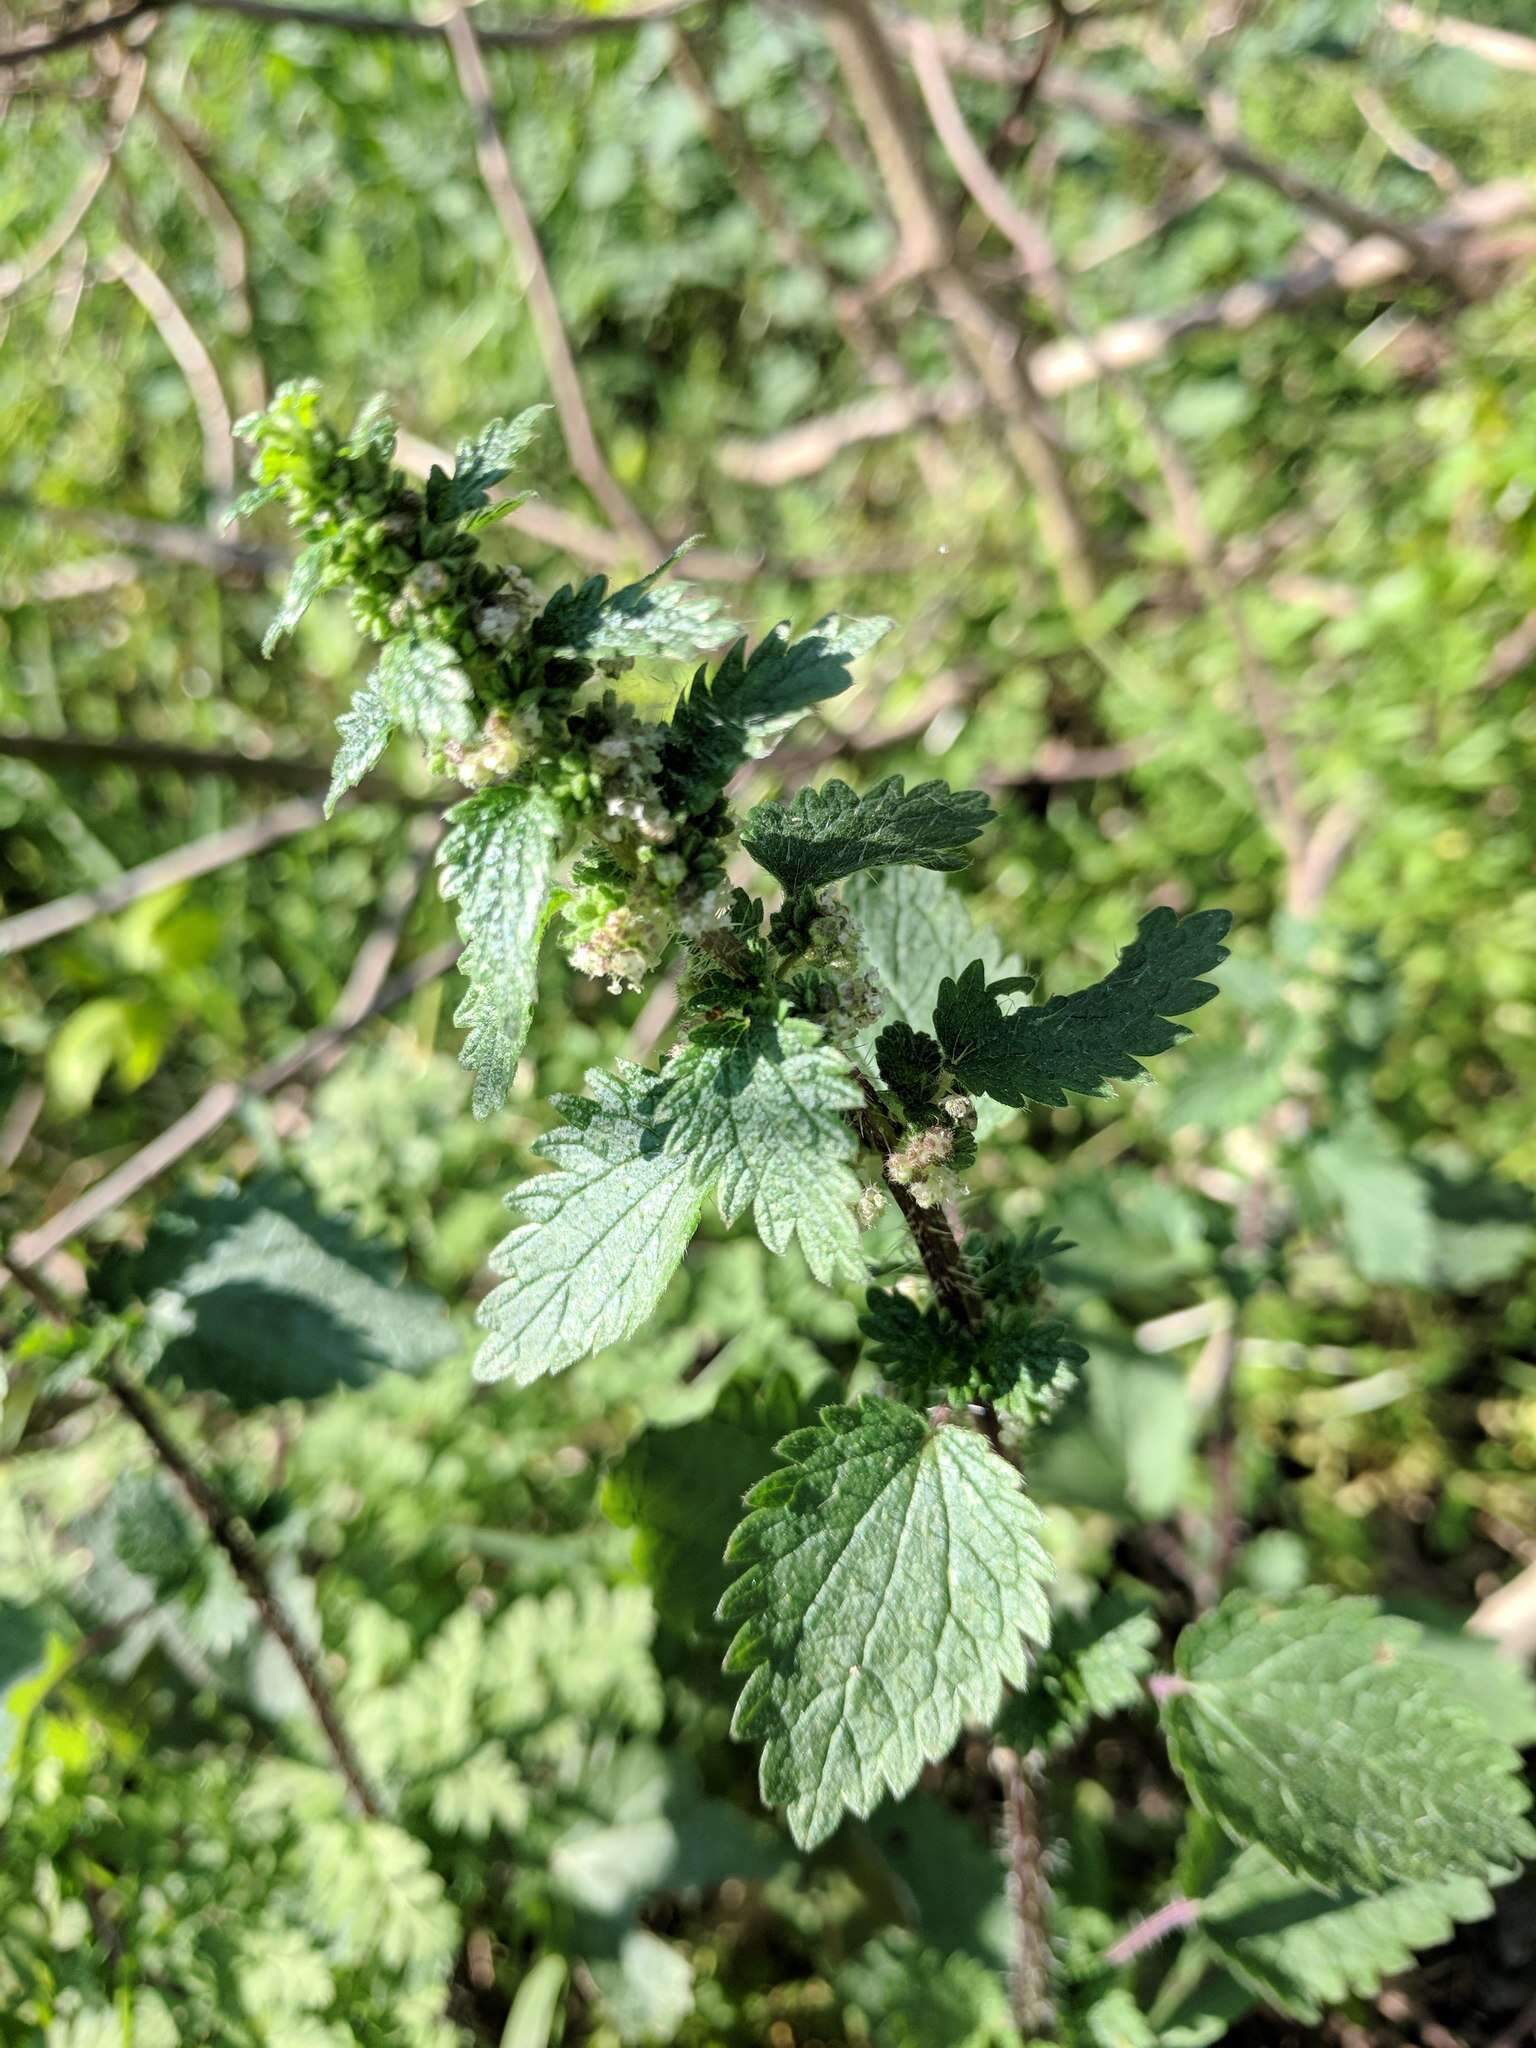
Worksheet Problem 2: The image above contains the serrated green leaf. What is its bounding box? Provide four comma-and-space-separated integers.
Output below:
478, 1019, 864, 1382
935, 908, 1232, 1109
373, 634, 476, 743
538, 542, 736, 662
1000, 1594, 1158, 1753
343, 391, 396, 458
425, 405, 550, 520
719, 1400, 1051, 1849
1161, 1590, 1536, 1893
98, 1174, 456, 1405
843, 864, 1024, 1140
324, 683, 395, 816
1307, 1114, 1435, 1286
742, 775, 993, 892
663, 612, 891, 809
476, 1065, 703, 1385
262, 539, 334, 655
659, 1015, 865, 1284
1197, 1844, 1497, 2023
438, 783, 564, 1117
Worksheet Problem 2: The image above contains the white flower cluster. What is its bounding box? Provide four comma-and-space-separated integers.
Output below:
567, 900, 672, 994
472, 567, 538, 648
590, 704, 675, 852
886, 1123, 966, 1211
855, 1182, 888, 1229
445, 702, 546, 790
804, 894, 885, 1045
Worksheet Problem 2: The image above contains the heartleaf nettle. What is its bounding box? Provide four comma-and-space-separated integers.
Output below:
233, 389, 1533, 2029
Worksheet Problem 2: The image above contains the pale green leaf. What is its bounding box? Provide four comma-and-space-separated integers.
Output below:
262, 538, 333, 655
741, 775, 993, 892
537, 542, 735, 662
1161, 1590, 1536, 1893
477, 1019, 864, 1382
373, 634, 476, 743
305, 1816, 459, 1986
659, 1015, 865, 1283
719, 1400, 1052, 1849
438, 783, 564, 1117
843, 864, 1024, 1140
475, 1065, 702, 1384
425, 405, 550, 520
428, 1741, 530, 1839
325, 683, 394, 816
1197, 1844, 1497, 2023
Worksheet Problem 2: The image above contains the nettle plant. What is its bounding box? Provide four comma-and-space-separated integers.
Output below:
237, 387, 1533, 2032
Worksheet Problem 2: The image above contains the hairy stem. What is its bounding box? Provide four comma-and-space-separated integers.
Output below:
1104, 1894, 1202, 1968
848, 1065, 983, 1334
999, 1747, 1054, 2035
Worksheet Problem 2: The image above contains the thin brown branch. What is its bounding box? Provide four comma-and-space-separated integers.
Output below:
1481, 607, 1536, 692
142, 87, 266, 410
1385, 3, 1536, 76
884, 15, 1462, 275
103, 241, 238, 500
668, 21, 959, 496
103, 1356, 385, 1813
0, 49, 146, 300
8, 938, 459, 1277
1, 0, 700, 67
717, 180, 1535, 484
0, 793, 329, 957
1353, 84, 1462, 196
8, 496, 286, 580
812, 0, 1100, 610
0, 726, 439, 802
1070, 161, 1225, 272
442, 4, 658, 554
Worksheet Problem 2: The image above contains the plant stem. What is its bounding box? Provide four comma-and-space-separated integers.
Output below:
1104, 1894, 1203, 1968
848, 1066, 983, 1334
999, 1747, 1054, 2035
101, 1357, 385, 1818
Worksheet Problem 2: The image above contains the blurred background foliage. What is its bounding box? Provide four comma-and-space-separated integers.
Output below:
1, 0, 1534, 2041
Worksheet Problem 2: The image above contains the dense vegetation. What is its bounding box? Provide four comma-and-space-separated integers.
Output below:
2, 1, 1534, 2044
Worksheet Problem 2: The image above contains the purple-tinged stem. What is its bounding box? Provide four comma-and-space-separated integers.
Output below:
1104, 1895, 1203, 1968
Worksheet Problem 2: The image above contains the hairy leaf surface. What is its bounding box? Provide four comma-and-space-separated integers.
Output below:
538, 543, 735, 662
664, 613, 891, 808
1000, 1594, 1159, 1754
741, 776, 993, 891
659, 1017, 865, 1283
325, 684, 395, 815
1161, 1590, 1536, 1893
719, 1401, 1051, 1849
934, 907, 1231, 1109
261, 538, 333, 655
438, 783, 564, 1117
476, 1065, 702, 1384
372, 634, 475, 743
1197, 1845, 1497, 2023
425, 405, 549, 520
